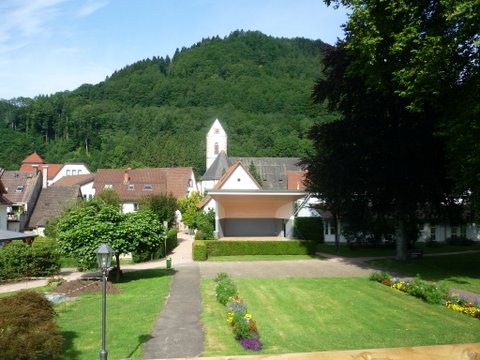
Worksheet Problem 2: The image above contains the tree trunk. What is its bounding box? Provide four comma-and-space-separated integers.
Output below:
115, 254, 121, 282
333, 212, 340, 252
396, 218, 408, 260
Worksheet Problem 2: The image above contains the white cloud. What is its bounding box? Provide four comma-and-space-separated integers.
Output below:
76, 0, 109, 17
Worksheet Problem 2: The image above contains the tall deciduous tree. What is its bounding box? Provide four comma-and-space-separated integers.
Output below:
324, 0, 480, 216
302, 44, 452, 259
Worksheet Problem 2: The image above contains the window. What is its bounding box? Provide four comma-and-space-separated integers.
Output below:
128, 184, 135, 190
66, 170, 71, 176
214, 128, 219, 134
104, 184, 113, 189
324, 221, 329, 235
144, 184, 153, 190
15, 185, 24, 192
78, 170, 82, 175
72, 170, 77, 175
214, 142, 219, 155
451, 226, 458, 238
460, 225, 467, 238
133, 203, 139, 211
430, 225, 436, 241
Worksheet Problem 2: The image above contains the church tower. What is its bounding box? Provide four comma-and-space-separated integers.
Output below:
206, 118, 227, 170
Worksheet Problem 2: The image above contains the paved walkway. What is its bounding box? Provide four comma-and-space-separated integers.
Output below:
143, 263, 204, 359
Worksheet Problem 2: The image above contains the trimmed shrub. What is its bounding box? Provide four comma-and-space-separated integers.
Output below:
0, 291, 63, 359
446, 237, 475, 246
193, 241, 207, 261
204, 240, 316, 257
166, 228, 178, 253
0, 241, 60, 281
294, 217, 324, 243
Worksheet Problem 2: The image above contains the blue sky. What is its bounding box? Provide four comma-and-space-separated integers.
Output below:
0, 0, 347, 100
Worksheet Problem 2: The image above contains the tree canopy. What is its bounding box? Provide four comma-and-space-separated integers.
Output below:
303, 0, 478, 258
0, 31, 331, 175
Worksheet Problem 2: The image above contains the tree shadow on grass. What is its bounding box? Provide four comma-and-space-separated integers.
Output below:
59, 330, 81, 360
126, 334, 152, 359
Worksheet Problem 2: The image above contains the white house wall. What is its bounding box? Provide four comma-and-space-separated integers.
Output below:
80, 181, 95, 199
49, 164, 91, 185
222, 167, 259, 190
0, 204, 7, 231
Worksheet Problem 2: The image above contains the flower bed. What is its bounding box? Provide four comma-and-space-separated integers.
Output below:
370, 271, 480, 320
214, 273, 263, 351
445, 297, 480, 319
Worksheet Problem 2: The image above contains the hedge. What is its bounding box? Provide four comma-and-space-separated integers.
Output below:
0, 241, 61, 281
192, 240, 316, 260
193, 241, 207, 261
294, 217, 324, 243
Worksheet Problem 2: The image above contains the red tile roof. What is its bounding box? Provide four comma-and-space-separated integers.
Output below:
53, 173, 95, 186
94, 168, 193, 201
21, 152, 45, 164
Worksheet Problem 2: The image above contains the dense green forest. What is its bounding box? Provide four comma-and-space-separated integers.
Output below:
0, 31, 333, 175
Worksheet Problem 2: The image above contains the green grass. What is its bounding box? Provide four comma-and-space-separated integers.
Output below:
201, 277, 480, 356
317, 243, 480, 258
208, 254, 325, 261
57, 268, 172, 360
369, 253, 480, 293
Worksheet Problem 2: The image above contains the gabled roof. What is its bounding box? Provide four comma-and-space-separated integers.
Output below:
19, 163, 63, 179
21, 152, 45, 164
94, 167, 194, 201
198, 161, 260, 209
28, 186, 81, 228
0, 170, 38, 204
201, 151, 230, 181
229, 157, 301, 190
53, 173, 95, 186
203, 155, 302, 190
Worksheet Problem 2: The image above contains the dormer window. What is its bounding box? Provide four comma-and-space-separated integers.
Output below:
104, 184, 113, 189
128, 184, 135, 190
144, 184, 153, 190
16, 185, 24, 192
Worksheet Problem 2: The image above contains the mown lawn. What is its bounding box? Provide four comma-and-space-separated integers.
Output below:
208, 254, 324, 261
317, 243, 480, 258
369, 253, 480, 293
57, 268, 172, 360
201, 277, 480, 356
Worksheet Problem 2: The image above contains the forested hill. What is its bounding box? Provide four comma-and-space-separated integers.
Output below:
0, 30, 334, 175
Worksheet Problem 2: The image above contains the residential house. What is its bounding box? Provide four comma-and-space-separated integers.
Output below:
0, 175, 36, 246
0, 175, 10, 231
27, 185, 82, 236
94, 167, 197, 213
53, 173, 96, 199
19, 152, 91, 186
0, 168, 42, 232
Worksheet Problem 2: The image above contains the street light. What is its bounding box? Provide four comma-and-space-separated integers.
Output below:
94, 243, 115, 360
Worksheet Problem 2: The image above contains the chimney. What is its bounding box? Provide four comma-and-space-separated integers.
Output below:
32, 164, 39, 176
123, 168, 131, 185
42, 166, 48, 189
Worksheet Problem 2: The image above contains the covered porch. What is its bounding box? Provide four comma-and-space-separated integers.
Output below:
208, 189, 306, 239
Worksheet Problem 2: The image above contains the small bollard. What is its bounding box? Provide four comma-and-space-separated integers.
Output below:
166, 257, 172, 269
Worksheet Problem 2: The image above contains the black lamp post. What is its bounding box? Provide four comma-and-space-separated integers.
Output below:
94, 243, 115, 360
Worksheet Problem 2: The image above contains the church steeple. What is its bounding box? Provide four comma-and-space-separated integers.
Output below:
206, 119, 227, 170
